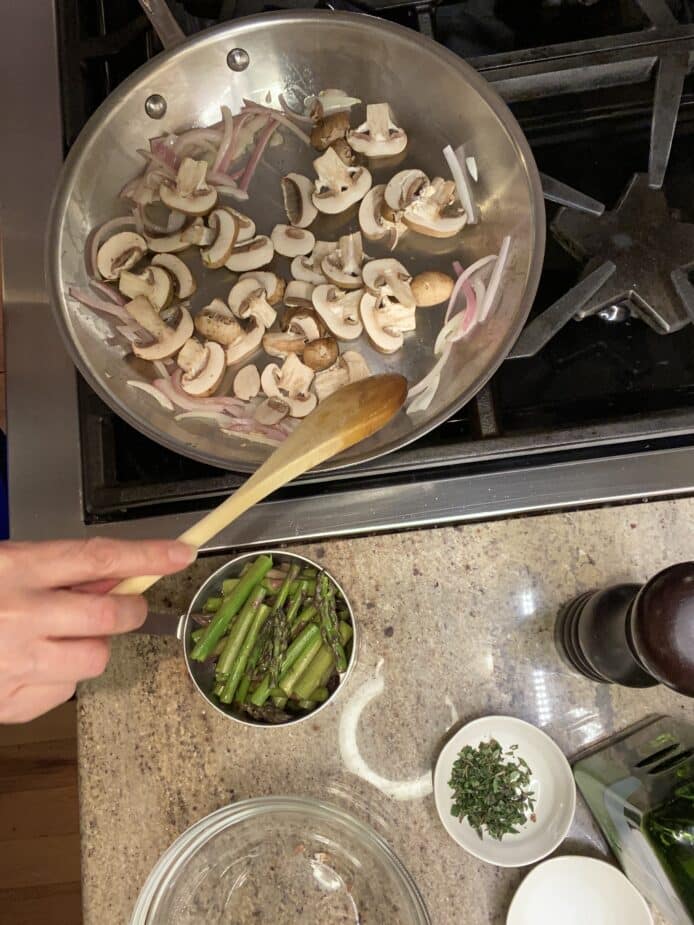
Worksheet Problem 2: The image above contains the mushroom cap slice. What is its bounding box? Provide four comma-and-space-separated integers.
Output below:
341, 349, 371, 382
310, 112, 350, 151
271, 224, 315, 258
96, 231, 148, 280
127, 298, 195, 361
284, 281, 315, 309
118, 266, 173, 310
321, 232, 364, 290
331, 139, 358, 166
226, 322, 264, 366
312, 285, 364, 341
224, 235, 274, 272
177, 339, 226, 397
374, 296, 417, 333
262, 331, 307, 358
223, 207, 256, 243
255, 397, 290, 426
282, 307, 323, 342
276, 353, 314, 398
145, 229, 189, 254
194, 307, 244, 346
260, 362, 281, 397
411, 271, 454, 307
307, 89, 360, 120
227, 278, 277, 328
402, 210, 467, 238
202, 209, 238, 269
358, 185, 404, 249
347, 103, 407, 158
290, 241, 337, 285
239, 271, 285, 305
313, 361, 350, 401
233, 364, 261, 401
181, 218, 216, 247
359, 292, 403, 354
384, 169, 428, 214
312, 147, 372, 215
286, 392, 317, 418
303, 336, 339, 372
281, 174, 318, 228
362, 258, 415, 309
402, 177, 467, 238
160, 157, 218, 215
151, 253, 197, 299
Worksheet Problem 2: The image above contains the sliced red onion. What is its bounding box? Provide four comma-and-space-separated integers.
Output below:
241, 99, 311, 146
443, 143, 478, 225
69, 285, 130, 321
239, 119, 278, 192
132, 205, 145, 235
174, 410, 231, 425
407, 343, 452, 413
466, 155, 478, 182
278, 93, 314, 126
174, 127, 223, 156
212, 105, 235, 173
88, 280, 126, 306
127, 380, 175, 410
86, 215, 137, 278
150, 135, 181, 172
213, 184, 250, 201
477, 236, 511, 323
152, 360, 172, 379
118, 324, 155, 346
444, 255, 497, 323
155, 372, 247, 415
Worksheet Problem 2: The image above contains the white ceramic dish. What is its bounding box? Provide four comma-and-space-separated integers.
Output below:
506, 856, 653, 925
433, 715, 576, 867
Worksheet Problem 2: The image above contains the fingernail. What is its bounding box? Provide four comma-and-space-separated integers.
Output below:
169, 542, 198, 566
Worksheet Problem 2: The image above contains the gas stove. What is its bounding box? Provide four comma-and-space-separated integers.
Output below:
3, 0, 694, 547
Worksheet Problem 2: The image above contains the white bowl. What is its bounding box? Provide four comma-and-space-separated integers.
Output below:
506, 856, 653, 925
433, 715, 576, 867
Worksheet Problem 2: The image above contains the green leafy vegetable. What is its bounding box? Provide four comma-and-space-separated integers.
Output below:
448, 738, 536, 841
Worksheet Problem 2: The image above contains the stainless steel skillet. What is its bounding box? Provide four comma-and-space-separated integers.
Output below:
46, 7, 545, 473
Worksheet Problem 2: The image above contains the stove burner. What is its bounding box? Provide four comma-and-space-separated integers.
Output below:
551, 173, 694, 334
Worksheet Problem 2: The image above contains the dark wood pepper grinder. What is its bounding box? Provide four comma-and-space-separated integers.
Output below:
555, 562, 694, 696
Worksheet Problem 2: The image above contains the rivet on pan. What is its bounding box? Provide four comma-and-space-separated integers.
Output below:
227, 48, 250, 72
145, 94, 167, 119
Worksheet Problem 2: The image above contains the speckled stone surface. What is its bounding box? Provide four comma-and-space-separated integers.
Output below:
77, 498, 694, 924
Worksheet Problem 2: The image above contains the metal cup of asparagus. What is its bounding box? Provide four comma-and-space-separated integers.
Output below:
184, 551, 356, 726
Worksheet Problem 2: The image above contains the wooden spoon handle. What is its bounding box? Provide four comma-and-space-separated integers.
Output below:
110, 374, 406, 597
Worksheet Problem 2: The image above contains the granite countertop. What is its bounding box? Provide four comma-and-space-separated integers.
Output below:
77, 498, 694, 924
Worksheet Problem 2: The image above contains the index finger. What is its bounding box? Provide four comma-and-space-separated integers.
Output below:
0, 538, 197, 589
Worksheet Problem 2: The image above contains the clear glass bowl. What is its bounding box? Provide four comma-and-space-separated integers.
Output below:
131, 797, 430, 924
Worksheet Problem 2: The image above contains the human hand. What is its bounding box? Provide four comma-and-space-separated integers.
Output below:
0, 537, 196, 723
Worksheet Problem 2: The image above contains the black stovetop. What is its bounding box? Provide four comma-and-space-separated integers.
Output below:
58, 0, 694, 522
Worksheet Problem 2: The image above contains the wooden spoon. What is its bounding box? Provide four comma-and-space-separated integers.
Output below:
111, 373, 407, 596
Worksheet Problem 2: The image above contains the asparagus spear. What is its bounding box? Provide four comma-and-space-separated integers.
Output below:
191, 555, 272, 661
250, 624, 321, 706
293, 621, 353, 701
269, 565, 302, 684
215, 585, 267, 680
317, 573, 347, 672
222, 578, 240, 595
278, 635, 323, 698
203, 596, 223, 614
220, 603, 271, 704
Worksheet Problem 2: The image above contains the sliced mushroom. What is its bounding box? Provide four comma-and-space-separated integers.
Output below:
226, 321, 264, 366
312, 147, 372, 215
321, 232, 365, 290
312, 285, 364, 341
358, 185, 405, 250
126, 296, 194, 361
330, 139, 358, 166
224, 235, 274, 272
362, 258, 415, 309
233, 364, 261, 401
271, 224, 315, 258
181, 218, 216, 247
236, 272, 283, 307
374, 295, 416, 332
96, 232, 148, 280
384, 169, 428, 214
411, 271, 454, 307
255, 397, 290, 426
341, 349, 371, 382
199, 297, 234, 318
227, 278, 277, 328
281, 174, 318, 228
303, 336, 339, 371
261, 355, 317, 418
160, 157, 218, 215
307, 89, 360, 121
262, 331, 307, 358
360, 292, 411, 353
194, 305, 244, 345
145, 229, 189, 254
177, 339, 225, 397
277, 353, 314, 397
284, 281, 315, 310
282, 306, 325, 341
201, 208, 238, 269
223, 207, 256, 243
310, 112, 350, 151
403, 177, 467, 238
118, 266, 173, 310
151, 253, 197, 299
291, 241, 338, 285
347, 103, 407, 158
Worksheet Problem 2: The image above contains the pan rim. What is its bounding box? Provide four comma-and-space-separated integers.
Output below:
45, 10, 545, 475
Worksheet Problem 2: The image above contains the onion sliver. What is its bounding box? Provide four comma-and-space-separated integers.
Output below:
127, 380, 175, 411
477, 236, 511, 323
443, 143, 478, 225
444, 254, 496, 323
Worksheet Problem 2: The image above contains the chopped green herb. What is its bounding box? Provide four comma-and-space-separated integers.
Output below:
448, 738, 536, 841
